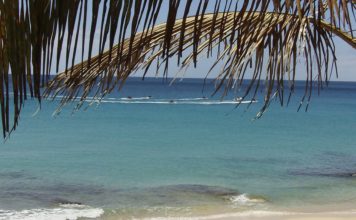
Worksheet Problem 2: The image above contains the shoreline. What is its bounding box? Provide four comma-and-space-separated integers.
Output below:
100, 206, 356, 220
2, 195, 356, 220
121, 210, 356, 220
195, 211, 356, 220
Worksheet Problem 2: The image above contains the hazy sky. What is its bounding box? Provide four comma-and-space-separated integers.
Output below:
57, 1, 356, 82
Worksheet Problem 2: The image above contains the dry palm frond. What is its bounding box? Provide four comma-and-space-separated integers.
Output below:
45, 12, 355, 116
1, 0, 356, 138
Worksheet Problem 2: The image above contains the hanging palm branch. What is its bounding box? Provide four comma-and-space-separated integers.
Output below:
0, 0, 355, 139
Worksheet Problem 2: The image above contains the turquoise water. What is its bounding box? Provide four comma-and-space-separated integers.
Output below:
0, 78, 356, 219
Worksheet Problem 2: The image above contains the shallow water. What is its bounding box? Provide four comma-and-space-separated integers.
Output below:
0, 78, 356, 219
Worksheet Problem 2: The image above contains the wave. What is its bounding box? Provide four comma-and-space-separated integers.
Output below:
0, 204, 103, 220
47, 95, 257, 105
95, 100, 257, 105
229, 193, 266, 206
175, 98, 208, 101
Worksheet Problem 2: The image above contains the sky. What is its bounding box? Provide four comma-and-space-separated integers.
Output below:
56, 1, 356, 82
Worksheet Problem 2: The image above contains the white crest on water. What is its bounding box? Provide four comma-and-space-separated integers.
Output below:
0, 205, 104, 220
229, 193, 266, 206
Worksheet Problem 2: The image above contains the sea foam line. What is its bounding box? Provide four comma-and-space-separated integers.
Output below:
48, 95, 257, 105
229, 193, 266, 205
90, 100, 258, 105
9, 93, 257, 105
0, 204, 104, 220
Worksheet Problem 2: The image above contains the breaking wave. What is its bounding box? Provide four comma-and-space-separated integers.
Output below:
48, 95, 257, 105
90, 98, 257, 105
0, 204, 104, 220
229, 193, 266, 206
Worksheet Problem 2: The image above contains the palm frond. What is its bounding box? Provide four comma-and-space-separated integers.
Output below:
1, 0, 356, 138
45, 12, 355, 117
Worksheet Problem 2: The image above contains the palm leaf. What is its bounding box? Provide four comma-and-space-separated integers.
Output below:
1, 0, 356, 138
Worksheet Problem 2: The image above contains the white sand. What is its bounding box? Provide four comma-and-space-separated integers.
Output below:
205, 212, 356, 220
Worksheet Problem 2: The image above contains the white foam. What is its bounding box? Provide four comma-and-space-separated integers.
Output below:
230, 193, 266, 205
96, 100, 257, 105
0, 205, 104, 220
58, 204, 87, 209
175, 98, 208, 101
49, 96, 258, 105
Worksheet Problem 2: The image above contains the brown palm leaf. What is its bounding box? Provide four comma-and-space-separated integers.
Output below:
45, 8, 355, 116
1, 0, 356, 138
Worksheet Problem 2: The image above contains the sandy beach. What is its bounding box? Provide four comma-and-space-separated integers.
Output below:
195, 208, 356, 220
138, 212, 356, 220
113, 205, 356, 220
99, 208, 356, 220
219, 213, 356, 220
220, 213, 356, 220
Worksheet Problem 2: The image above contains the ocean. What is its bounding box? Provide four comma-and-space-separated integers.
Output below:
0, 78, 355, 220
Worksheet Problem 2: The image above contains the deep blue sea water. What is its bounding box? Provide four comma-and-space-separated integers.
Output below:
0, 78, 356, 219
